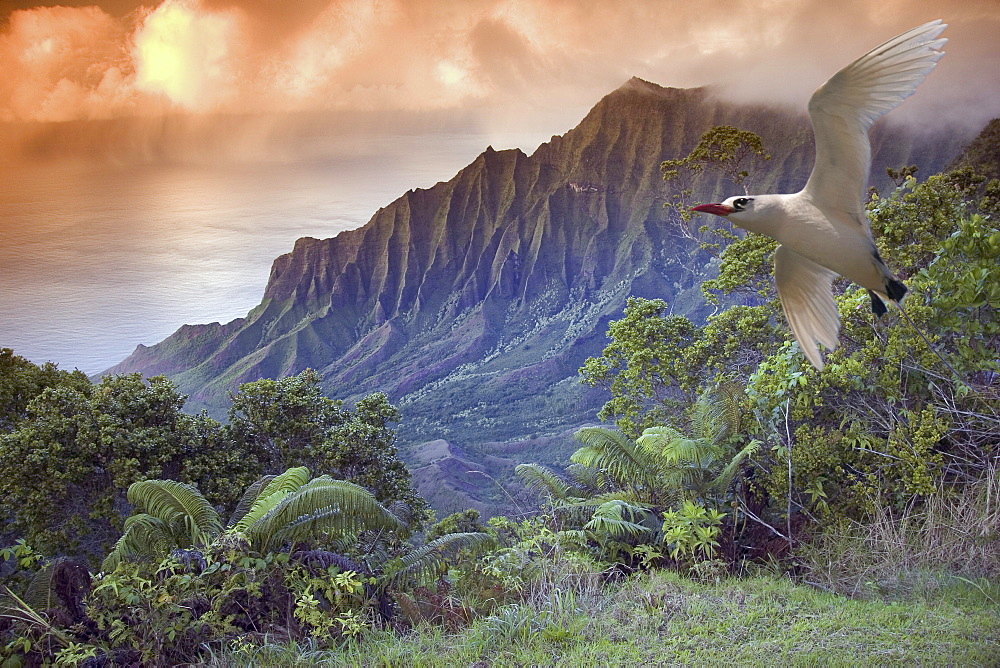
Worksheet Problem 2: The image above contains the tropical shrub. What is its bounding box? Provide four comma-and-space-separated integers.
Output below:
517, 385, 760, 569
0, 365, 426, 562
0, 466, 491, 665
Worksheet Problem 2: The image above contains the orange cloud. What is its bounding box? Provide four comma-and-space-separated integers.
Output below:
0, 5, 133, 121
1, 0, 997, 135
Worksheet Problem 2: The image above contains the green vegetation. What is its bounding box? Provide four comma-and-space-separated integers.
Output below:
1, 120, 998, 664
207, 572, 999, 666
0, 365, 425, 561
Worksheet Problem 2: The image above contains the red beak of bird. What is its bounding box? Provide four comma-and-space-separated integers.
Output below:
690, 203, 735, 217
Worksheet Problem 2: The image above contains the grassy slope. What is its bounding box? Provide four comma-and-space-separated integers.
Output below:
216, 572, 999, 666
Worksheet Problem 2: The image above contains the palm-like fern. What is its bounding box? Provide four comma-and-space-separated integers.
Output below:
637, 425, 760, 504
382, 532, 496, 588
570, 426, 671, 502
636, 383, 759, 505
521, 384, 758, 522
230, 475, 405, 553
103, 479, 220, 571
582, 500, 657, 541
514, 462, 644, 529
104, 467, 409, 570
515, 463, 589, 502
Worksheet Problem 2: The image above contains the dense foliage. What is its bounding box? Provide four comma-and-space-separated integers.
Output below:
0, 364, 425, 561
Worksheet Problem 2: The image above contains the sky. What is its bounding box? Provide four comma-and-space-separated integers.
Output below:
2, 0, 999, 162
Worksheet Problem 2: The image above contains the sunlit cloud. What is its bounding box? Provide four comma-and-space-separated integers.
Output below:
1, 0, 997, 152
132, 0, 242, 111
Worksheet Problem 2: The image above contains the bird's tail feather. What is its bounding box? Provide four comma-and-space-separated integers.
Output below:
868, 290, 888, 317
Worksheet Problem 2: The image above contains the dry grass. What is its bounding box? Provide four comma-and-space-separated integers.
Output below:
801, 458, 1000, 598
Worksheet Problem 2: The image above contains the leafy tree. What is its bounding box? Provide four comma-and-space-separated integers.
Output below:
579, 298, 698, 437
226, 369, 336, 474
581, 128, 784, 436
580, 299, 780, 438
0, 367, 424, 561
661, 125, 771, 250
0, 374, 241, 558
226, 372, 426, 521
313, 393, 424, 516
0, 348, 89, 432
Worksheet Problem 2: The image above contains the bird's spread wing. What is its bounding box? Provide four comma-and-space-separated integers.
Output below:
802, 21, 947, 218
774, 245, 840, 370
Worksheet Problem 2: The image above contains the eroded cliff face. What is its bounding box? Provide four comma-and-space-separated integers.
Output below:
108, 79, 965, 451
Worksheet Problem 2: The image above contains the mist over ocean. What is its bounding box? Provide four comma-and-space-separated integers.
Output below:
0, 127, 492, 375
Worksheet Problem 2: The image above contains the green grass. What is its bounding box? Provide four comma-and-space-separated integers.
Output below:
208, 571, 999, 667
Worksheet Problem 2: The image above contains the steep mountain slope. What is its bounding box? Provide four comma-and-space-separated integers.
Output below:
109, 79, 968, 504
949, 117, 1000, 179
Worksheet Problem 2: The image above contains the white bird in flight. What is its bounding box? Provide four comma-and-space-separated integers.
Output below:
691, 20, 947, 370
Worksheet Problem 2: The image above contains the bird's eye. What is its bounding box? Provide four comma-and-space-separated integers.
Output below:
733, 197, 753, 210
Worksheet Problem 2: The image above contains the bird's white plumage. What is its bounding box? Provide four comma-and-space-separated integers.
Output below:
802, 20, 947, 217
691, 21, 946, 369
774, 245, 840, 370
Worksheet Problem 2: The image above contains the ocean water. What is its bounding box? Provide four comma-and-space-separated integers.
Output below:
0, 131, 490, 375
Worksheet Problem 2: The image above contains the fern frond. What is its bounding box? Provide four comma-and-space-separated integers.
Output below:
638, 427, 719, 472
227, 474, 275, 528
387, 500, 417, 529
571, 427, 665, 491
231, 487, 293, 536
20, 562, 57, 612
583, 500, 653, 540
102, 514, 176, 571
384, 532, 495, 588
692, 381, 746, 445
515, 464, 586, 501
127, 479, 221, 545
586, 489, 652, 505
243, 477, 403, 553
548, 497, 604, 529
565, 463, 608, 495
230, 467, 313, 535
20, 558, 89, 621
257, 466, 311, 499
709, 439, 761, 494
